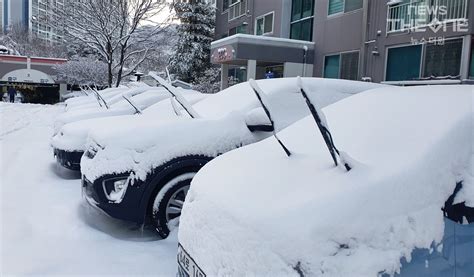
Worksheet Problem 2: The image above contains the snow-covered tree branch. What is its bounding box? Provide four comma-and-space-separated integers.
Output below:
54, 58, 108, 87
63, 0, 169, 87
169, 0, 216, 84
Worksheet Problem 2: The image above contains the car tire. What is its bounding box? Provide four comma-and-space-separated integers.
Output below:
151, 172, 196, 238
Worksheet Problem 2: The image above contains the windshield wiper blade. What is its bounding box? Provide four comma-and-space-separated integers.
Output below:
166, 67, 172, 84
148, 71, 200, 119
249, 79, 291, 157
170, 96, 182, 116
86, 85, 103, 108
91, 87, 109, 109
122, 95, 142, 114
297, 77, 351, 171
79, 87, 90, 96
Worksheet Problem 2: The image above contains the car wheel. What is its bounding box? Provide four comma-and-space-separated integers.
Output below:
151, 172, 196, 238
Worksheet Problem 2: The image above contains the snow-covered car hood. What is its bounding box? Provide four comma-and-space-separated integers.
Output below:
54, 87, 194, 133
51, 93, 207, 152
64, 86, 130, 111
80, 78, 385, 182
179, 85, 473, 276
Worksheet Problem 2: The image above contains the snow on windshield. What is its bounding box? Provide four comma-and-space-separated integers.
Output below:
180, 85, 473, 277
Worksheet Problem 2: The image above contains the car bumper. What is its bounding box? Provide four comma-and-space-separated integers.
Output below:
53, 148, 83, 171
81, 174, 148, 224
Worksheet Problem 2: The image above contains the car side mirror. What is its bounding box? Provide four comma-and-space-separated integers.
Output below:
245, 107, 274, 132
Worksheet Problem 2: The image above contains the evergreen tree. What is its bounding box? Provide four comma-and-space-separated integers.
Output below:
169, 0, 216, 84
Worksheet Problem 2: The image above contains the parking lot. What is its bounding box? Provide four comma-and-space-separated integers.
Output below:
0, 102, 176, 275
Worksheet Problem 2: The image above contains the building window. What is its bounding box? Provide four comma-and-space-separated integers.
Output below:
423, 39, 463, 78
386, 45, 422, 81
470, 41, 474, 79
255, 12, 274, 35
387, 0, 469, 33
324, 55, 340, 79
229, 24, 246, 36
328, 0, 362, 16
324, 52, 360, 80
290, 0, 314, 41
228, 0, 247, 21
386, 39, 464, 81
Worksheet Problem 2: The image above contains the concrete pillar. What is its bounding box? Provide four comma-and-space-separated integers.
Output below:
247, 59, 257, 80
220, 64, 229, 90
460, 35, 472, 80
59, 83, 68, 102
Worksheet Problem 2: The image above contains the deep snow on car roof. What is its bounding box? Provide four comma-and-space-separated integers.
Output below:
81, 78, 384, 181
180, 85, 473, 277
192, 77, 384, 122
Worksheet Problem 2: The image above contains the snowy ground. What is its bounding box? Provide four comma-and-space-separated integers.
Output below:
0, 103, 177, 276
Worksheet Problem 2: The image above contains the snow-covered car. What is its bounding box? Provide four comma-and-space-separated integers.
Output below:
54, 85, 197, 134
80, 75, 384, 238
177, 83, 473, 277
63, 82, 149, 110
51, 92, 207, 170
63, 86, 130, 111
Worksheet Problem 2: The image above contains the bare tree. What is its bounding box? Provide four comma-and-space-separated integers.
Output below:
64, 0, 169, 87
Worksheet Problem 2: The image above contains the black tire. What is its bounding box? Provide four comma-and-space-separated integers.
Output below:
151, 172, 196, 238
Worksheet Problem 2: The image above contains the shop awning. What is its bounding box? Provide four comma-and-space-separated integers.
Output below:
211, 34, 315, 66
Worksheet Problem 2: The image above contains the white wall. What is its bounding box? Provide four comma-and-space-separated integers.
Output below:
283, 62, 314, 78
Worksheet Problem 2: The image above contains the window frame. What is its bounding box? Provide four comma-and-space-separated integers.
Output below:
228, 0, 247, 21
254, 11, 275, 36
383, 37, 465, 81
470, 39, 474, 79
323, 50, 360, 80
290, 0, 315, 41
327, 0, 363, 17
422, 38, 464, 78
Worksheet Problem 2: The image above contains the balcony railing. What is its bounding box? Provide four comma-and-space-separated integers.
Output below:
387, 0, 469, 33
228, 0, 247, 22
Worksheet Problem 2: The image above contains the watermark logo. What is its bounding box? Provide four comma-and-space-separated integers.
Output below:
388, 3, 469, 45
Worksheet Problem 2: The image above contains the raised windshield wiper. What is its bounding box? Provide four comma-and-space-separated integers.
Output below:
249, 79, 291, 157
91, 87, 110, 109
122, 94, 142, 114
148, 71, 200, 119
86, 86, 103, 108
166, 67, 172, 84
297, 77, 351, 171
79, 87, 90, 96
170, 97, 182, 116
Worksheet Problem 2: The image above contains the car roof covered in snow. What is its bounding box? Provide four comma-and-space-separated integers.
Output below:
179, 85, 474, 277
51, 92, 208, 152
81, 78, 385, 181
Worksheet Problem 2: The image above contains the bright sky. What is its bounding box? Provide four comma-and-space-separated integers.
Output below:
148, 1, 176, 25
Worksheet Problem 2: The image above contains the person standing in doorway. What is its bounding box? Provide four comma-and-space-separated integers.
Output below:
8, 86, 17, 103
265, 70, 275, 79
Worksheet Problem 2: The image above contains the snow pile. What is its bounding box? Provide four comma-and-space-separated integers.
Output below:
81, 78, 384, 182
1, 103, 178, 275
179, 85, 473, 277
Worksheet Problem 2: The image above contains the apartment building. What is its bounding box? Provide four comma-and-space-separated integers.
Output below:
0, 0, 3, 33
211, 0, 473, 88
1, 0, 65, 42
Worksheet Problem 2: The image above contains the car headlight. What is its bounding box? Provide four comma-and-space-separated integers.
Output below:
102, 177, 129, 203
85, 141, 103, 159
